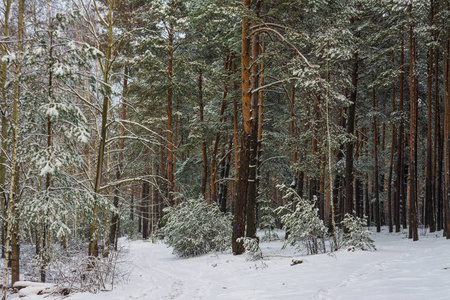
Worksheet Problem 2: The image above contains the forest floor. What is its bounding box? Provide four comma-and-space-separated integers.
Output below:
10, 227, 450, 300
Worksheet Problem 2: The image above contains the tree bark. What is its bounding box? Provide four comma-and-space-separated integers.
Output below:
232, 0, 251, 255
0, 0, 11, 261
372, 72, 381, 233
166, 21, 175, 205
395, 37, 405, 233
246, 25, 260, 239
408, 5, 419, 241
387, 53, 396, 233
199, 71, 208, 200
345, 47, 358, 217
426, 1, 436, 232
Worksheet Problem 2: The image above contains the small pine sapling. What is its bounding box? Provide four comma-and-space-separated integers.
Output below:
236, 237, 263, 261
258, 194, 278, 241
163, 197, 232, 257
275, 185, 327, 255
341, 213, 376, 251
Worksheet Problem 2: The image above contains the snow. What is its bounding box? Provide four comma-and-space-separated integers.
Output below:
11, 228, 450, 300
12, 281, 52, 298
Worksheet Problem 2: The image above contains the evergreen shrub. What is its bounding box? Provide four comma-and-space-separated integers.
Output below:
163, 197, 232, 257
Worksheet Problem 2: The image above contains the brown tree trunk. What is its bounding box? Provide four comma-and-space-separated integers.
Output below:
408, 6, 419, 240
444, 27, 450, 239
426, 1, 436, 232
246, 24, 260, 239
142, 180, 150, 239
345, 48, 358, 217
436, 47, 444, 231
166, 22, 175, 206
395, 37, 405, 233
210, 57, 231, 205
372, 72, 381, 232
232, 0, 251, 255
387, 53, 396, 233
199, 71, 208, 200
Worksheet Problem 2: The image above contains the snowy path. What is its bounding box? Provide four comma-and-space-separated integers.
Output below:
66, 229, 450, 300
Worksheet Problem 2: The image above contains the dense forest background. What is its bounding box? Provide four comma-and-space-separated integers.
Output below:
0, 0, 449, 292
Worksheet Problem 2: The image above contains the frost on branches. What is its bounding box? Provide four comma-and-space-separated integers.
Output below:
341, 213, 376, 251
275, 185, 327, 255
163, 198, 232, 257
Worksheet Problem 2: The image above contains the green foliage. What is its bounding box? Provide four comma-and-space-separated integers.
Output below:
163, 197, 232, 257
236, 237, 263, 261
275, 185, 327, 255
341, 213, 376, 251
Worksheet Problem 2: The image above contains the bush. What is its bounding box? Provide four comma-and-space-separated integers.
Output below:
236, 237, 263, 261
275, 185, 327, 255
341, 213, 376, 251
163, 197, 232, 257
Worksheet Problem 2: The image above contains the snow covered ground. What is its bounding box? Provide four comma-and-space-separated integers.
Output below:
11, 228, 450, 300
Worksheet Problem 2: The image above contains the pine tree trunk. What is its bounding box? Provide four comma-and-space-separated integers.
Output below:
408, 6, 419, 240
372, 72, 381, 233
395, 37, 405, 233
210, 57, 230, 205
199, 71, 208, 200
426, 2, 436, 232
387, 55, 396, 233
436, 57, 444, 232
166, 22, 175, 206
444, 32, 450, 239
232, 0, 251, 255
142, 180, 150, 240
246, 14, 260, 239
345, 48, 358, 217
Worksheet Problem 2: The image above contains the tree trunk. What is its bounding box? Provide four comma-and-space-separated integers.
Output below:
246, 26, 260, 239
345, 47, 358, 217
0, 0, 11, 261
372, 72, 381, 233
2, 0, 23, 293
89, 0, 116, 258
395, 37, 405, 233
444, 27, 450, 239
232, 0, 251, 255
408, 6, 419, 241
199, 71, 208, 200
210, 57, 230, 205
387, 53, 396, 233
142, 180, 150, 240
166, 22, 175, 205
426, 1, 436, 232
